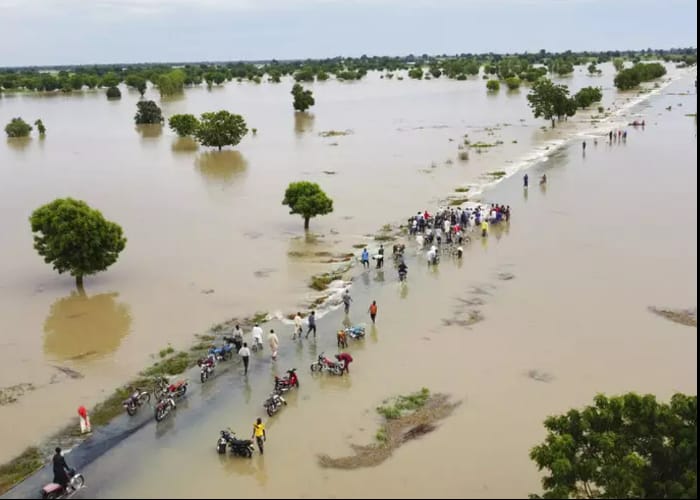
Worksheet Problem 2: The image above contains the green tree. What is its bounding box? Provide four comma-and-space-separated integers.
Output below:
527, 78, 576, 127
157, 69, 185, 97
106, 86, 121, 99
100, 72, 121, 88
5, 117, 32, 137
613, 57, 625, 72
282, 181, 334, 230
505, 76, 521, 90
408, 67, 424, 79
574, 86, 603, 108
194, 111, 248, 150
291, 83, 315, 112
587, 63, 602, 75
168, 114, 199, 137
486, 79, 500, 91
29, 198, 127, 290
134, 100, 164, 124
34, 119, 46, 136
125, 75, 147, 96
530, 393, 697, 499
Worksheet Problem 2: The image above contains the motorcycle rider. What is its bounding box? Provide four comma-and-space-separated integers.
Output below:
398, 260, 408, 280
52, 447, 71, 490
335, 352, 354, 374
232, 324, 244, 351
251, 323, 264, 350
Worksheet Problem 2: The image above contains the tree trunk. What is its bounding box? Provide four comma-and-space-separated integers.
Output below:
76, 275, 85, 293
218, 145, 222, 151
304, 217, 310, 230
551, 118, 556, 128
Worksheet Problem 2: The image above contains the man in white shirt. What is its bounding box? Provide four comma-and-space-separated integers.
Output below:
293, 312, 303, 339
238, 343, 251, 375
252, 324, 263, 350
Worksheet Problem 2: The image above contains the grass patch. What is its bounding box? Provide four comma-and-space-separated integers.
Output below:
376, 388, 431, 420
375, 426, 389, 444
319, 130, 352, 137
454, 187, 470, 193
0, 447, 43, 495
249, 311, 268, 324
141, 351, 190, 378
310, 272, 343, 291
159, 346, 175, 358
352, 243, 366, 249
458, 151, 469, 161
471, 141, 502, 148
486, 170, 507, 178
448, 197, 469, 206
90, 386, 132, 427
374, 234, 396, 242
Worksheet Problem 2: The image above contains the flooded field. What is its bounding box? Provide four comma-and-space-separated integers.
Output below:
0, 61, 694, 479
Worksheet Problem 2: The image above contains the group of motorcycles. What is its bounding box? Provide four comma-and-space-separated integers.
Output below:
216, 368, 300, 457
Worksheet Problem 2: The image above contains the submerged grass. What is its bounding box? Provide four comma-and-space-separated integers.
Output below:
310, 272, 344, 291
0, 447, 43, 495
454, 187, 470, 193
318, 389, 458, 470
448, 197, 469, 206
141, 351, 190, 378
487, 170, 507, 178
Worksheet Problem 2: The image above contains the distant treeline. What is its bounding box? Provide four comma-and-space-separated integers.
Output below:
0, 48, 695, 95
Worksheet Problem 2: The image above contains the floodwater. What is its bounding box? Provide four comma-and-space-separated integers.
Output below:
0, 61, 694, 474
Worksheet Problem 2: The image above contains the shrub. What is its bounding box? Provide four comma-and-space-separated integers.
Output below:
486, 79, 500, 91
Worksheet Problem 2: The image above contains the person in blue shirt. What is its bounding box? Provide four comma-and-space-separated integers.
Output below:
361, 248, 369, 269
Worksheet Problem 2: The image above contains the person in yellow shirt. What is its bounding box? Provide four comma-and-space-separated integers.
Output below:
252, 417, 266, 454
481, 220, 489, 238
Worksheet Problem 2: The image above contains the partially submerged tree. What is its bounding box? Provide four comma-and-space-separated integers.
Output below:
282, 181, 333, 230
34, 119, 46, 136
168, 114, 199, 137
125, 74, 147, 96
156, 69, 186, 97
29, 198, 127, 290
574, 86, 603, 109
106, 86, 121, 99
194, 111, 248, 150
587, 63, 602, 75
5, 117, 32, 137
505, 76, 521, 90
486, 79, 501, 91
527, 78, 576, 127
291, 83, 315, 112
613, 57, 626, 72
134, 100, 164, 124
530, 393, 697, 499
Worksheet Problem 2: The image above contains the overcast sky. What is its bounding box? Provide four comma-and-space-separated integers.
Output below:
0, 0, 696, 67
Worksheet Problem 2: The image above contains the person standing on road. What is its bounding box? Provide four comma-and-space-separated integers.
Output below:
523, 173, 529, 188
361, 248, 370, 269
342, 289, 353, 314
268, 329, 279, 361
293, 312, 303, 339
252, 323, 264, 350
239, 342, 251, 375
368, 300, 378, 324
306, 310, 317, 339
376, 244, 385, 269
252, 417, 266, 455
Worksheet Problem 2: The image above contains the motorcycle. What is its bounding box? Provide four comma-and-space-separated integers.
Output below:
216, 428, 254, 458
122, 387, 150, 416
198, 355, 216, 383
274, 368, 300, 393
251, 337, 264, 352
399, 269, 407, 282
344, 325, 366, 340
154, 376, 188, 400
310, 352, 344, 375
263, 390, 287, 416
208, 343, 233, 362
154, 394, 176, 422
41, 469, 85, 499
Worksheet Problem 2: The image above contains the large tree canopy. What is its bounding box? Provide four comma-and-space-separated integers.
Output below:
530, 393, 697, 499
193, 111, 248, 150
527, 78, 577, 127
29, 198, 127, 289
291, 83, 315, 112
134, 100, 163, 125
168, 113, 199, 137
282, 181, 333, 229
5, 117, 32, 138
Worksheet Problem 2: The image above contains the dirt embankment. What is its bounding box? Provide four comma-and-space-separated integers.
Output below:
648, 306, 697, 327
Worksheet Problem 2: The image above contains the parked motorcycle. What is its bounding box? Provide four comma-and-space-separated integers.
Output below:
310, 352, 344, 375
41, 469, 85, 499
263, 390, 287, 416
274, 368, 300, 392
122, 387, 150, 416
344, 325, 366, 340
216, 428, 254, 457
154, 394, 176, 422
153, 376, 188, 400
208, 342, 233, 362
198, 355, 216, 383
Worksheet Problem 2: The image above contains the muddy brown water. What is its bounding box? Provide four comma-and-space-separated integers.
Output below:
0, 65, 696, 496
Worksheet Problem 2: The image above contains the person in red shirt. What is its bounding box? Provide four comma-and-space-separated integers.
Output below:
335, 352, 353, 374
